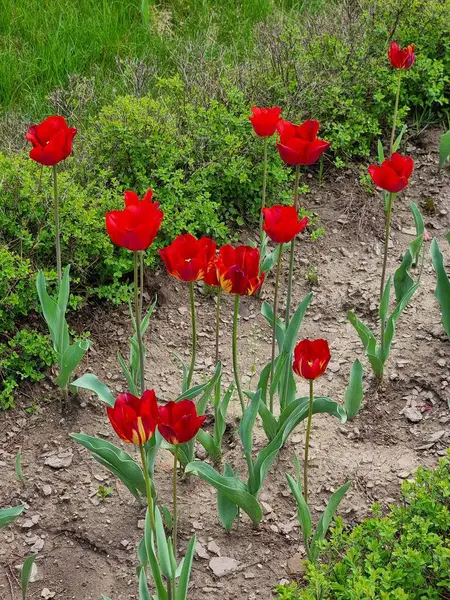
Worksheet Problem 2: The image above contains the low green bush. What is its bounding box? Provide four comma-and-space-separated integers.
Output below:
275, 451, 450, 599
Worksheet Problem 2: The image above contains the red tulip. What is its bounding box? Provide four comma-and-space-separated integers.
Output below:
216, 245, 265, 296
26, 116, 77, 166
249, 107, 282, 137
262, 205, 308, 244
277, 119, 330, 166
203, 255, 220, 287
293, 339, 331, 381
368, 152, 414, 193
388, 42, 416, 70
106, 190, 163, 252
159, 234, 216, 282
107, 390, 159, 445
158, 399, 206, 445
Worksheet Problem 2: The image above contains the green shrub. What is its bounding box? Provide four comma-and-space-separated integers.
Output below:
275, 451, 450, 600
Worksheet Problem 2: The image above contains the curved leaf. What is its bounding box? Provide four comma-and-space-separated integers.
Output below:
71, 373, 115, 406
344, 359, 364, 420
430, 238, 450, 337
0, 504, 25, 529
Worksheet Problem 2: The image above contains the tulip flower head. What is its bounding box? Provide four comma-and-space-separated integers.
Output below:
368, 152, 414, 194
106, 190, 163, 252
277, 119, 330, 166
293, 339, 331, 381
203, 255, 220, 287
107, 390, 159, 445
262, 205, 308, 244
159, 233, 216, 282
216, 245, 265, 296
158, 399, 206, 445
388, 42, 416, 70
249, 106, 282, 137
26, 115, 77, 166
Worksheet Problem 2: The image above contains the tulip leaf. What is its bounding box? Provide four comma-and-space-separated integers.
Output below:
185, 461, 263, 524
430, 238, 450, 337
145, 434, 161, 478
283, 293, 313, 354
36, 269, 69, 355
214, 381, 233, 448
57, 340, 91, 390
377, 139, 385, 163
260, 243, 290, 275
239, 389, 261, 455
217, 463, 239, 532
196, 429, 220, 463
392, 124, 407, 152
154, 506, 172, 579
117, 350, 138, 396
310, 480, 352, 562
261, 302, 285, 350
286, 472, 312, 541
196, 361, 222, 416
344, 359, 364, 420
382, 283, 419, 362
176, 535, 196, 600
269, 352, 288, 400
438, 129, 450, 170
70, 433, 145, 502
258, 396, 278, 441
394, 201, 425, 302
347, 311, 383, 376
138, 568, 151, 600
21, 553, 37, 600
71, 373, 115, 406
143, 509, 168, 600
0, 504, 25, 529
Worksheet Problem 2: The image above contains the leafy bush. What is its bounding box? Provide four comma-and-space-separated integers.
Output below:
275, 451, 450, 599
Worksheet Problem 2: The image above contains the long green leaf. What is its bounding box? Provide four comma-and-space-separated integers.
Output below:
286, 473, 312, 542
185, 461, 263, 524
344, 359, 364, 420
36, 270, 69, 354
0, 504, 25, 529
70, 433, 145, 501
21, 553, 37, 600
57, 340, 91, 389
176, 535, 196, 600
57, 265, 71, 315
310, 481, 351, 561
155, 507, 172, 579
144, 509, 167, 600
117, 350, 138, 396
430, 238, 450, 337
379, 276, 391, 322
239, 389, 261, 455
71, 373, 115, 406
347, 311, 383, 375
383, 283, 419, 361
138, 569, 152, 600
283, 293, 313, 354
261, 302, 285, 351
217, 463, 239, 532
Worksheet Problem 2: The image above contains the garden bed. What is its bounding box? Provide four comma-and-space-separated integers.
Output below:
0, 128, 449, 599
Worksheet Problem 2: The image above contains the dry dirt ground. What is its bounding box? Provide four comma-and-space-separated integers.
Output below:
1, 129, 449, 600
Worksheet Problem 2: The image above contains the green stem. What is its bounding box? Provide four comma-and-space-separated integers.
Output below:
215, 288, 221, 365
232, 294, 245, 413
304, 379, 314, 504
52, 164, 62, 285
269, 245, 283, 412
380, 193, 394, 361
259, 137, 269, 239
140, 251, 144, 317
139, 444, 156, 536
134, 252, 146, 395
284, 165, 301, 324
390, 70, 402, 155
172, 445, 178, 559
186, 282, 197, 389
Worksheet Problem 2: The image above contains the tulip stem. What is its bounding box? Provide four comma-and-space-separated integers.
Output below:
269, 245, 283, 412
52, 164, 62, 285
390, 71, 402, 155
139, 444, 156, 536
186, 282, 197, 390
379, 193, 394, 365
232, 294, 246, 413
140, 251, 144, 317
259, 137, 269, 239
304, 379, 314, 504
172, 445, 178, 559
215, 288, 221, 365
284, 165, 301, 324
134, 252, 146, 395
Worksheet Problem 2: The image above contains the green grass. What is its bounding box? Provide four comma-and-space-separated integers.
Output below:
0, 0, 277, 116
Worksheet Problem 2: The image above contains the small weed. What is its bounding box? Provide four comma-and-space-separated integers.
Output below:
97, 485, 113, 500
421, 197, 436, 215
305, 265, 319, 286
359, 169, 375, 195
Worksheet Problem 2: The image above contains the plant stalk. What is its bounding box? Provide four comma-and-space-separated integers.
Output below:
379, 193, 394, 361
390, 70, 402, 155
139, 443, 156, 536
304, 379, 314, 503
172, 445, 178, 559
52, 164, 62, 284
215, 288, 221, 365
232, 294, 246, 413
186, 282, 197, 389
134, 252, 146, 395
259, 137, 269, 240
269, 245, 283, 412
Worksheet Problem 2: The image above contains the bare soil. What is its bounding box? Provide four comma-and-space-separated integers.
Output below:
1, 128, 449, 600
